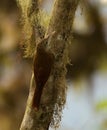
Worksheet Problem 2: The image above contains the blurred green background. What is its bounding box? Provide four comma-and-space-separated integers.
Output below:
0, 0, 107, 130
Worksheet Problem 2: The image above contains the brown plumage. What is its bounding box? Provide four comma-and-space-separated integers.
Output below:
32, 38, 54, 110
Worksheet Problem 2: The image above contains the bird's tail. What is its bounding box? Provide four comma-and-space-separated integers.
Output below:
32, 86, 43, 110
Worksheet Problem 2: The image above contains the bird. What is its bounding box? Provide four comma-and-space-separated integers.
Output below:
32, 35, 55, 110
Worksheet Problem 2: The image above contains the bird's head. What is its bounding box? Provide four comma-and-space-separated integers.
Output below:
37, 31, 56, 51
37, 37, 49, 52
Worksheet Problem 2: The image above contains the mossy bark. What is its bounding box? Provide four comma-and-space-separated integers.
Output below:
19, 0, 80, 130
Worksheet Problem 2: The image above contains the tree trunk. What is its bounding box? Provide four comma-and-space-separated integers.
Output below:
19, 0, 80, 130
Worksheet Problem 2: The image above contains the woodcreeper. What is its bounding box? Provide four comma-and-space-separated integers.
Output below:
32, 33, 55, 110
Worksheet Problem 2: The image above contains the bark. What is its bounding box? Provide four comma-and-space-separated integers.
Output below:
19, 0, 80, 130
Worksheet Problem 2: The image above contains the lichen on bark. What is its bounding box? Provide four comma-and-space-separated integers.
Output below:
17, 0, 80, 130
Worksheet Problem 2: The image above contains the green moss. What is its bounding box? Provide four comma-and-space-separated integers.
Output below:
17, 0, 47, 57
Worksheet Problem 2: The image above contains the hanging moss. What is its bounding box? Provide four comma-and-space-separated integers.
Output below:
17, 0, 50, 57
